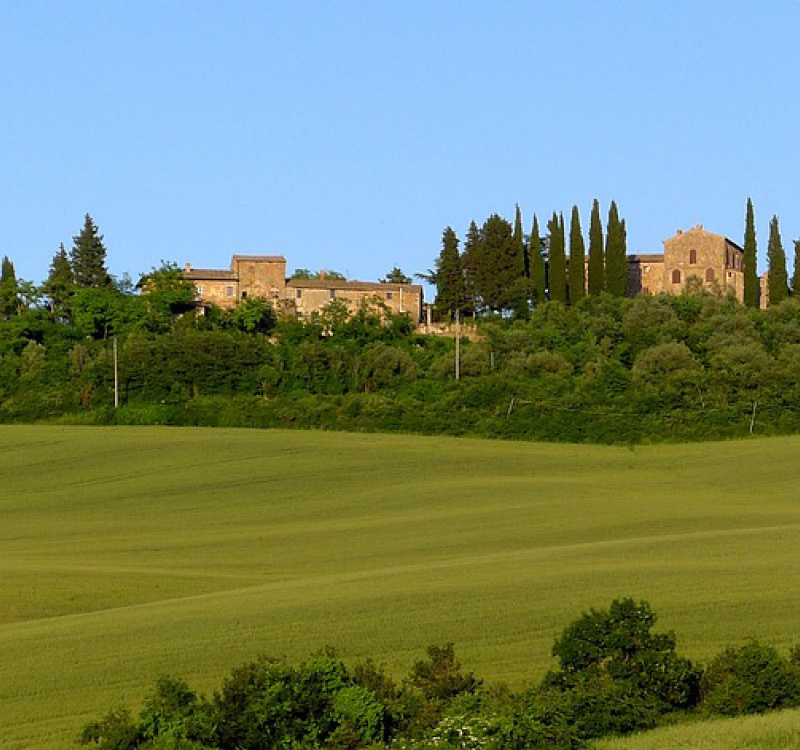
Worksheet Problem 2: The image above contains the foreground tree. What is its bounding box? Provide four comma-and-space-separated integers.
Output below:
71, 214, 111, 288
568, 205, 586, 305
743, 198, 759, 307
587, 199, 604, 295
767, 215, 789, 306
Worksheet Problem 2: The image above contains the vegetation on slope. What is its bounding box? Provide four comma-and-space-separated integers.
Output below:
3, 427, 800, 748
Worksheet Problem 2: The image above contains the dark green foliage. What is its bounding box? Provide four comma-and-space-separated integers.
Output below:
701, 641, 800, 716
476, 213, 521, 311
529, 214, 546, 306
793, 240, 800, 296
225, 296, 277, 334
547, 212, 567, 303
434, 227, 468, 319
605, 201, 627, 297
568, 205, 586, 305
408, 643, 481, 702
42, 244, 75, 319
291, 268, 347, 280
0, 256, 18, 317
587, 199, 604, 296
71, 214, 112, 288
383, 267, 412, 284
768, 215, 789, 306
547, 598, 701, 713
744, 198, 759, 307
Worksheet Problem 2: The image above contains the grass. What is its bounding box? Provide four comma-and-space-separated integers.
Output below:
1, 425, 800, 748
593, 708, 800, 749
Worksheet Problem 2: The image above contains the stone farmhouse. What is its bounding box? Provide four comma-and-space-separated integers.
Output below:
627, 224, 768, 307
183, 255, 425, 321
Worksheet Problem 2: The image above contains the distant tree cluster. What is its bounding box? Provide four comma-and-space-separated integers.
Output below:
428, 200, 628, 320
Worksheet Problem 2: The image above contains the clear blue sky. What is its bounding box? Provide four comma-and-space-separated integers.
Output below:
3, 1, 799, 288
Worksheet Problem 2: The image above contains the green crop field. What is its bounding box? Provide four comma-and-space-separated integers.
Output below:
2, 425, 800, 748
594, 709, 800, 749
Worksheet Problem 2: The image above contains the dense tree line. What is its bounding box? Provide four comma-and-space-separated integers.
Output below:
4, 210, 800, 443
429, 199, 799, 319
79, 599, 800, 749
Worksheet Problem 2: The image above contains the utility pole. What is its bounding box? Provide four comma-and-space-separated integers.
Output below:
113, 336, 119, 408
454, 309, 461, 381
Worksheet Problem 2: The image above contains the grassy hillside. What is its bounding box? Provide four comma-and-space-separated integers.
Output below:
1, 426, 800, 748
594, 708, 800, 749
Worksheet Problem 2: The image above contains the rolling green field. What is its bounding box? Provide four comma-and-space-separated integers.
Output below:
2, 426, 800, 748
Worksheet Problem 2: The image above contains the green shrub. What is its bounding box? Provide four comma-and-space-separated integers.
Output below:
701, 641, 800, 716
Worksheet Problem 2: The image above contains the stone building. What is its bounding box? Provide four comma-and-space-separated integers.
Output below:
184, 255, 424, 322
627, 224, 765, 307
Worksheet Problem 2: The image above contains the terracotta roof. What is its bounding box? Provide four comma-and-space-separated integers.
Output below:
186, 269, 237, 280
286, 279, 422, 292
231, 255, 286, 264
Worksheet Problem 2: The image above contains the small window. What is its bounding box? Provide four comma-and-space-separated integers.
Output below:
689, 249, 697, 264
643, 286, 650, 295
196, 285, 204, 296
386, 292, 393, 300
296, 289, 302, 299
329, 289, 337, 299
672, 269, 681, 284
226, 286, 235, 297
241, 290, 248, 298
706, 268, 715, 282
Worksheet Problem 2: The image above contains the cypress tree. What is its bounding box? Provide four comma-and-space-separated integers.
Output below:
568, 205, 586, 305
512, 204, 526, 276
605, 201, 628, 297
529, 214, 546, 305
587, 199, 604, 295
0, 256, 18, 317
548, 212, 567, 303
793, 239, 800, 297
435, 226, 467, 319
767, 215, 789, 306
71, 213, 111, 288
743, 198, 759, 308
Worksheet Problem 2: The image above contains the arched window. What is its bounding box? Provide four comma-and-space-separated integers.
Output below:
672, 269, 681, 284
706, 267, 715, 282
689, 249, 697, 264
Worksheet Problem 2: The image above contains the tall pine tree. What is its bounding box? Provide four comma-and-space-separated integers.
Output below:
605, 201, 628, 297
587, 199, 604, 295
42, 243, 75, 317
529, 214, 546, 305
434, 226, 468, 319
743, 198, 759, 308
71, 214, 111, 288
568, 205, 586, 305
767, 215, 788, 306
547, 212, 567, 303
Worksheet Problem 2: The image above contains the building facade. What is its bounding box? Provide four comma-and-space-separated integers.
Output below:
184, 255, 424, 322
627, 224, 765, 307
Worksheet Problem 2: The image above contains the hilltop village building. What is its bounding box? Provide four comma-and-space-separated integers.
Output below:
628, 224, 768, 306
184, 255, 425, 321
184, 226, 767, 324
